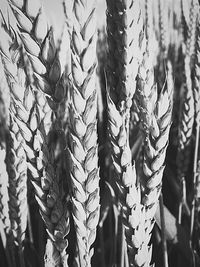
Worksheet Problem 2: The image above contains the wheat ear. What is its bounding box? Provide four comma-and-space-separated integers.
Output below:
190, 26, 200, 242
136, 49, 157, 134
176, 57, 195, 223
0, 55, 10, 234
0, 22, 70, 266
141, 77, 173, 213
0, 26, 28, 266
69, 1, 100, 266
106, 1, 154, 266
9, 0, 65, 113
176, 1, 198, 223
158, 0, 169, 57
5, 114, 28, 267
185, 0, 199, 60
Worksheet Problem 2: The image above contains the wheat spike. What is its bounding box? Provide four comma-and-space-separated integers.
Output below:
106, 0, 119, 103
185, 0, 199, 60
138, 82, 172, 267
9, 0, 66, 112
0, 26, 28, 267
175, 2, 197, 209
69, 1, 100, 266
107, 93, 154, 267
136, 49, 157, 134
0, 142, 10, 234
194, 34, 200, 125
176, 0, 197, 211
106, 1, 154, 266
0, 22, 70, 266
177, 57, 195, 187
5, 114, 28, 251
63, 0, 74, 35
189, 24, 200, 245
135, 37, 173, 266
0, 53, 10, 232
158, 0, 169, 57
141, 73, 173, 210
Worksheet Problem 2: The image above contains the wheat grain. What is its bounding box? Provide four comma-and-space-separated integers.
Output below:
69, 1, 100, 266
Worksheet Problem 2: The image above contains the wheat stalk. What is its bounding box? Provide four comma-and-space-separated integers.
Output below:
68, 1, 100, 266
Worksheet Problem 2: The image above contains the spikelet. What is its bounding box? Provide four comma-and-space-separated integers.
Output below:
44, 238, 68, 267
69, 1, 100, 266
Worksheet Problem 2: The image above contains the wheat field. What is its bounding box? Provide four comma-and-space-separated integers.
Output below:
0, 0, 200, 267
